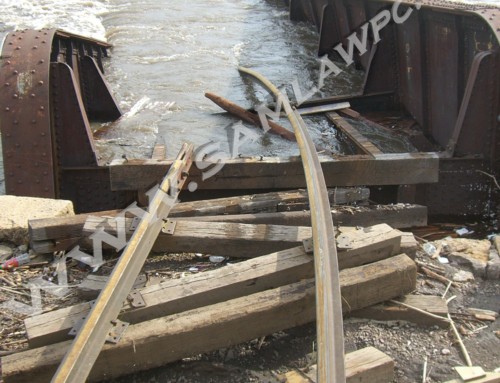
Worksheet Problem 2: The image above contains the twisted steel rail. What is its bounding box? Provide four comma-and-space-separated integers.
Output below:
238, 66, 345, 383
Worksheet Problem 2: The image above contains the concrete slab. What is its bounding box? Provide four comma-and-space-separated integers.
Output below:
0, 196, 74, 245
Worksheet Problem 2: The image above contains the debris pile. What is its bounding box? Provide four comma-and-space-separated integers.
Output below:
0, 189, 497, 382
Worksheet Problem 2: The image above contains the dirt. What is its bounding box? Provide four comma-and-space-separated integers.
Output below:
0, 233, 499, 383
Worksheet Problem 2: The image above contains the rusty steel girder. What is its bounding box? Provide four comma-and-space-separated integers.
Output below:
0, 29, 133, 212
289, 0, 500, 215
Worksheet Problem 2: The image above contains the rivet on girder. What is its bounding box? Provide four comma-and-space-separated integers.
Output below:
15, 144, 19, 148
13, 70, 18, 75
39, 59, 45, 64
15, 47, 20, 50
12, 94, 18, 99
8, 42, 12, 45
43, 171, 48, 175
4, 83, 10, 87
18, 37, 22, 40
39, 106, 44, 110
30, 93, 35, 98
17, 180, 22, 184
5, 107, 10, 111
42, 153, 46, 157
32, 119, 37, 124
31, 69, 36, 73
34, 162, 39, 167
5, 133, 10, 137
38, 81, 44, 85
13, 120, 18, 125
35, 180, 40, 184
6, 61, 10, 65
44, 187, 49, 191
42, 40, 46, 44
33, 46, 38, 50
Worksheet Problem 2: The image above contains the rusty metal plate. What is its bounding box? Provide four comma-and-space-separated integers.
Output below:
396, 9, 425, 129
0, 29, 57, 197
425, 12, 459, 148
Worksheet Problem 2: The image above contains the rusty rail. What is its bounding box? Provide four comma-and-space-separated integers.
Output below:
51, 143, 193, 383
238, 66, 345, 383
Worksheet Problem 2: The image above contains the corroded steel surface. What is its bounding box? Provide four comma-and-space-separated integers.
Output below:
289, 0, 500, 215
0, 29, 57, 197
0, 29, 129, 212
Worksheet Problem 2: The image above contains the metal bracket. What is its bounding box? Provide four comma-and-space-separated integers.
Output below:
161, 219, 177, 235
127, 290, 146, 308
336, 234, 353, 249
69, 317, 129, 344
303, 238, 314, 254
129, 216, 141, 231
106, 320, 129, 344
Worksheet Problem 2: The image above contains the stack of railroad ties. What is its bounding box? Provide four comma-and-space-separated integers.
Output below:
1, 185, 427, 382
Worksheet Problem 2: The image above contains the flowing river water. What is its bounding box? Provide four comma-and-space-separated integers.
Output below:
0, 0, 496, 195
0, 0, 369, 195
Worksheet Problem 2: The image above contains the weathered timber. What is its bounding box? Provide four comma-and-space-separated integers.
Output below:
297, 102, 351, 116
108, 154, 439, 191
151, 144, 166, 160
205, 92, 296, 141
28, 188, 369, 253
6, 254, 416, 382
283, 346, 394, 383
82, 219, 312, 257
25, 229, 405, 348
29, 210, 120, 242
31, 204, 424, 254
171, 187, 369, 217
179, 204, 428, 228
351, 295, 449, 327
326, 112, 383, 157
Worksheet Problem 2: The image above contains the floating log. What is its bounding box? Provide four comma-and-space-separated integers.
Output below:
205, 92, 296, 141
5, 254, 416, 382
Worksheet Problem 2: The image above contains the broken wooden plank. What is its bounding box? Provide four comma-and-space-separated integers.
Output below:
5, 254, 416, 383
25, 226, 404, 348
179, 204, 428, 229
297, 102, 351, 116
205, 92, 296, 141
326, 112, 383, 157
171, 187, 370, 217
108, 153, 439, 191
351, 295, 449, 326
284, 346, 394, 383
